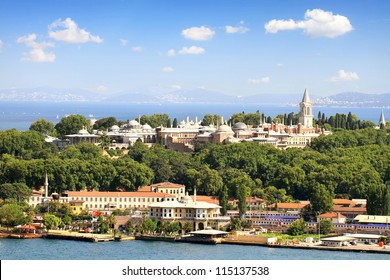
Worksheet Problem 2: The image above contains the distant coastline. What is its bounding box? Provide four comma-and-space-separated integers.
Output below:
0, 101, 388, 131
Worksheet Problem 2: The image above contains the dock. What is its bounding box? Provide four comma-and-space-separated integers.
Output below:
44, 231, 114, 242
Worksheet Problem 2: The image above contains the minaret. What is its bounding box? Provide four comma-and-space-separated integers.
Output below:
298, 88, 313, 128
194, 187, 197, 203
379, 110, 386, 127
44, 172, 49, 198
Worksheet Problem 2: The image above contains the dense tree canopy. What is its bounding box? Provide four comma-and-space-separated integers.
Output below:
1, 114, 390, 216
54, 114, 90, 138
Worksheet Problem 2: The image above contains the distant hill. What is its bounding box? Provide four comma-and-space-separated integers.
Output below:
0, 87, 104, 102
1, 87, 389, 107
314, 92, 390, 107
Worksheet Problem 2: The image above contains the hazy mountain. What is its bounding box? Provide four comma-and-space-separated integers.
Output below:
0, 87, 105, 102
104, 88, 239, 104
314, 92, 390, 107
1, 87, 389, 107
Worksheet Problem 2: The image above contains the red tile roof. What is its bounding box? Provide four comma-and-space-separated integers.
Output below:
67, 191, 175, 198
333, 199, 355, 205
319, 212, 346, 219
267, 202, 309, 209
191, 195, 219, 204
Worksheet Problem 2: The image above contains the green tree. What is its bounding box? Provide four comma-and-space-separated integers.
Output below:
172, 118, 178, 128
0, 183, 32, 203
43, 213, 60, 232
309, 183, 334, 215
141, 217, 157, 234
319, 219, 334, 235
286, 218, 307, 236
93, 117, 118, 130
201, 114, 221, 126
30, 118, 54, 135
0, 203, 26, 230
219, 185, 229, 216
168, 221, 180, 234
55, 114, 90, 138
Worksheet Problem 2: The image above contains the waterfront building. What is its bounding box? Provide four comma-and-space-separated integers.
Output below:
148, 190, 230, 231
318, 212, 347, 224
332, 199, 367, 220
353, 215, 390, 225
267, 201, 310, 214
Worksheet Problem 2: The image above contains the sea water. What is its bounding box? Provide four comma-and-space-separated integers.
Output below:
1, 239, 389, 260
0, 101, 388, 131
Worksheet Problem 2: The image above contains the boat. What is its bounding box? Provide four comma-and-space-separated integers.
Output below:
178, 228, 228, 244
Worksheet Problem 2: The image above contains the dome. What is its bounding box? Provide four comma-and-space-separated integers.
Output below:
217, 124, 233, 133
180, 193, 193, 204
142, 123, 152, 130
129, 120, 140, 126
77, 128, 89, 135
233, 122, 247, 130
111, 125, 120, 131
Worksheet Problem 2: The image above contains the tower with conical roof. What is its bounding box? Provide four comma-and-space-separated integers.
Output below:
298, 88, 313, 128
379, 110, 386, 127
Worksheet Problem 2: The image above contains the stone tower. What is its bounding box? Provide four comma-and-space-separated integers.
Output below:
379, 110, 386, 127
299, 88, 313, 128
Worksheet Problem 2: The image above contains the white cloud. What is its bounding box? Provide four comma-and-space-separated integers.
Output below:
16, 33, 56, 63
120, 39, 128, 46
132, 46, 143, 52
167, 49, 176, 56
225, 21, 249, 34
181, 26, 215, 41
248, 77, 270, 84
265, 9, 353, 38
0, 39, 3, 49
162, 67, 174, 73
178, 46, 205, 55
49, 18, 103, 43
331, 70, 359, 82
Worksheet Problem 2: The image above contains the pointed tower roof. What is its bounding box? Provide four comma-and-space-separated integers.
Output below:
379, 110, 386, 126
302, 88, 311, 103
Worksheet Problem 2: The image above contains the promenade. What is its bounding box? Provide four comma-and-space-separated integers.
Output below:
222, 234, 390, 254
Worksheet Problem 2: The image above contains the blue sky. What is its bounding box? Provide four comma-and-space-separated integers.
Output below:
0, 0, 389, 97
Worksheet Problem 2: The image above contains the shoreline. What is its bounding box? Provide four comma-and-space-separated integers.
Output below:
2, 231, 390, 255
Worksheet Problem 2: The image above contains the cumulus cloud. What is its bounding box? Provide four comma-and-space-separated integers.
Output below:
265, 9, 353, 38
178, 46, 205, 55
331, 70, 359, 82
120, 39, 128, 46
248, 77, 270, 84
16, 33, 56, 62
0, 39, 3, 49
162, 67, 174, 73
225, 21, 249, 34
132, 46, 143, 52
49, 18, 103, 43
181, 26, 215, 40
167, 49, 176, 56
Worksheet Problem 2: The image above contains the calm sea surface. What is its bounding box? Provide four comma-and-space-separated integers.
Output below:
0, 101, 388, 131
1, 239, 390, 260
